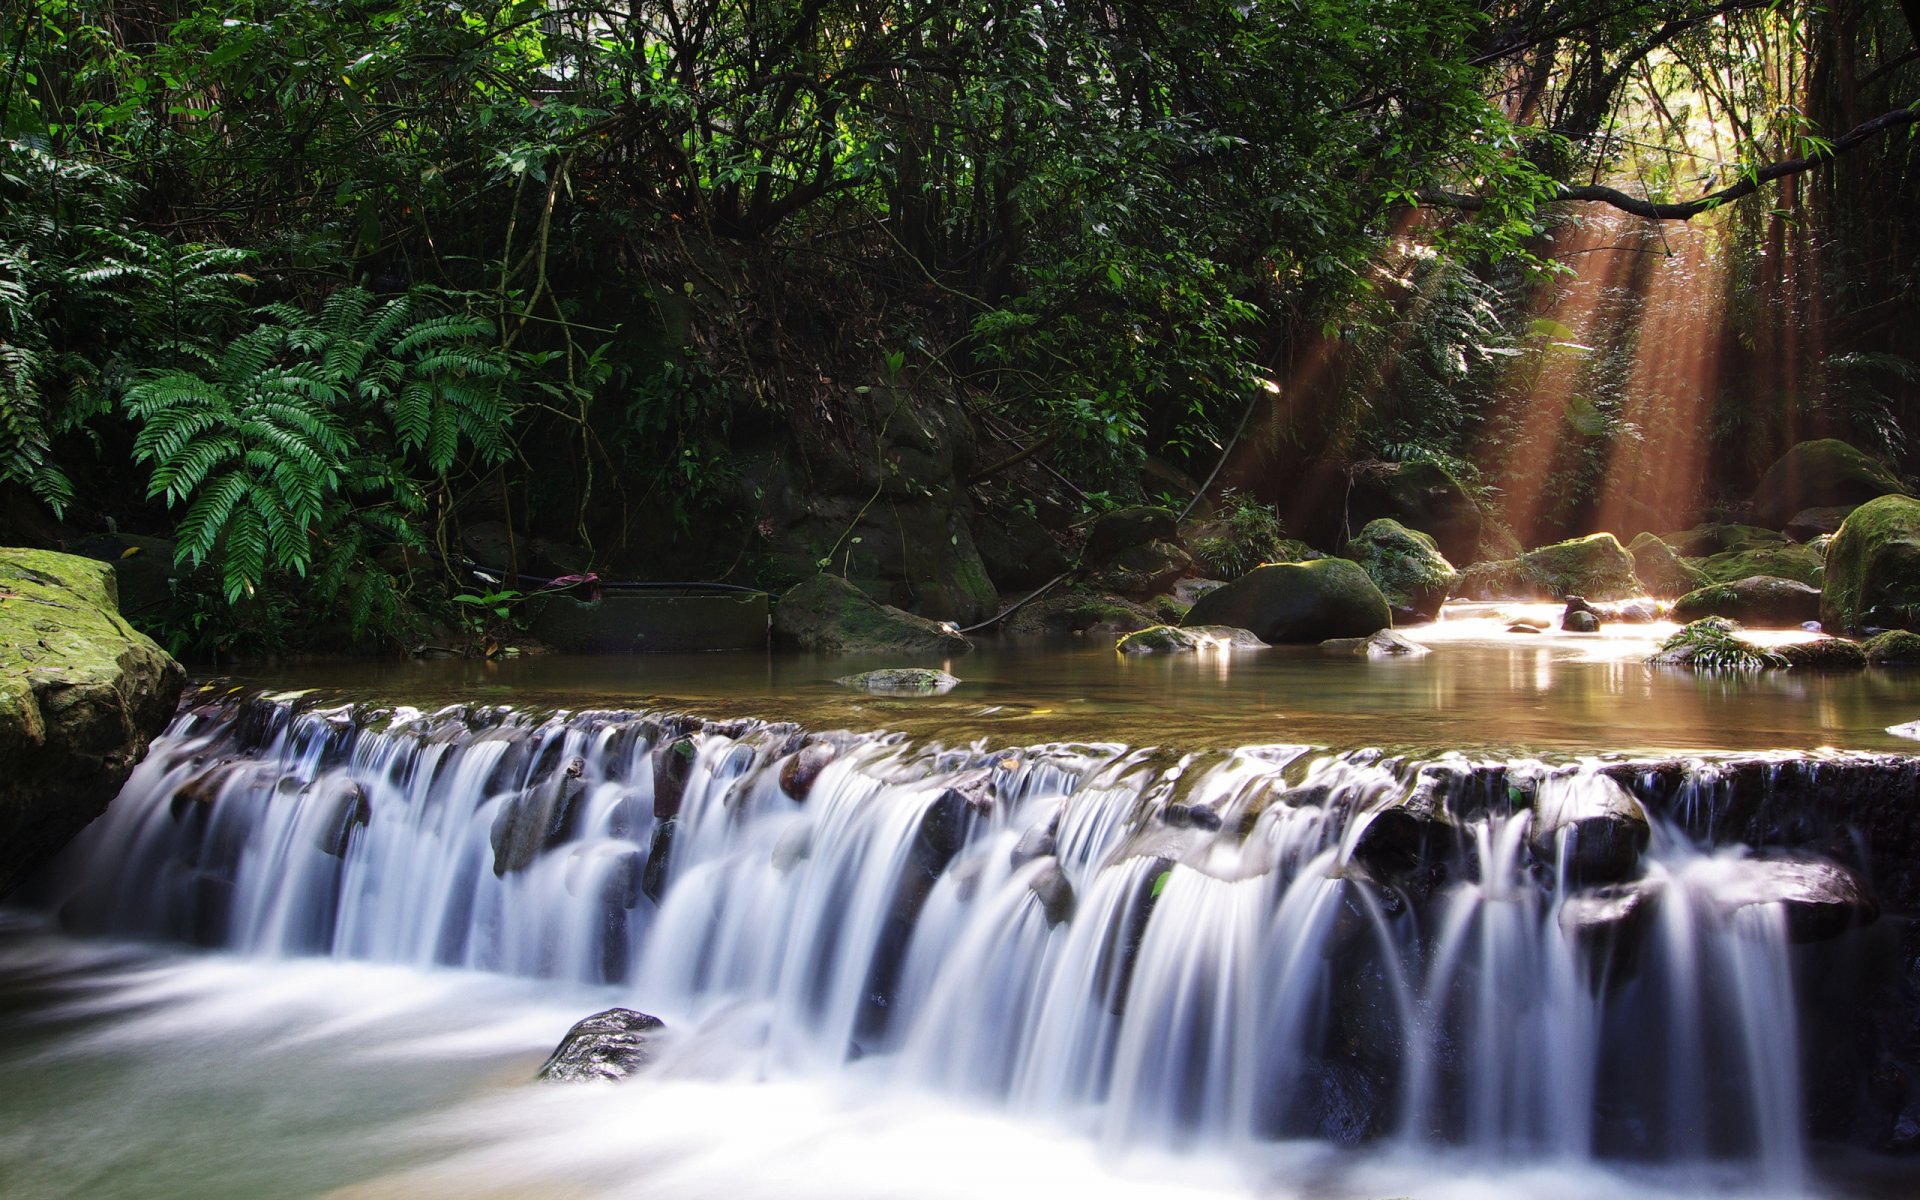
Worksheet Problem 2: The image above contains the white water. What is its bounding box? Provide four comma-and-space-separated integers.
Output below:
11, 691, 1878, 1197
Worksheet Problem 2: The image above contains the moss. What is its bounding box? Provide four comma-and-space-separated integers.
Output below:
1664, 524, 1787, 557
1821, 494, 1920, 634
1650, 617, 1784, 671
1695, 545, 1824, 587
1864, 629, 1920, 665
1670, 575, 1820, 626
1344, 518, 1457, 620
1148, 593, 1189, 623
835, 668, 961, 693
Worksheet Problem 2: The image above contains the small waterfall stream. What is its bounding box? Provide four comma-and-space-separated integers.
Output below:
33, 689, 1896, 1186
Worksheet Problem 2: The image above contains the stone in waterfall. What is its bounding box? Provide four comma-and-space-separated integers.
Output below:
1716, 857, 1878, 943
1529, 775, 1650, 884
772, 573, 973, 654
0, 548, 186, 897
778, 740, 838, 800
1821, 494, 1920, 635
1180, 558, 1391, 644
1026, 859, 1076, 926
489, 756, 589, 875
537, 1008, 667, 1082
1672, 575, 1823, 626
1749, 438, 1909, 530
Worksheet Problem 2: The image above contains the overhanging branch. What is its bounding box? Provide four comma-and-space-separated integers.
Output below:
1423, 103, 1920, 221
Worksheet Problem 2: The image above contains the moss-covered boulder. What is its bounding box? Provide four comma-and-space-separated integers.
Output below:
1627, 532, 1704, 598
1181, 558, 1391, 643
1319, 629, 1430, 657
1671, 576, 1821, 627
1663, 524, 1787, 558
772, 574, 972, 654
1343, 460, 1484, 565
1344, 519, 1456, 622
1750, 438, 1909, 530
1115, 624, 1266, 654
1864, 630, 1920, 665
1, 548, 186, 897
1696, 544, 1825, 588
1775, 637, 1867, 670
1650, 617, 1783, 671
1457, 534, 1640, 601
1822, 494, 1920, 634
1000, 589, 1160, 639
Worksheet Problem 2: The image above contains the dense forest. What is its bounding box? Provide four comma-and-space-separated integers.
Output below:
3, 0, 1917, 654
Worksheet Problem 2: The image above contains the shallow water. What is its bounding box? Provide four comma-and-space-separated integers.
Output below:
224, 604, 1920, 757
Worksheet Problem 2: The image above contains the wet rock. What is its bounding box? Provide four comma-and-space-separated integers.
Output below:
1717, 857, 1878, 942
1162, 802, 1224, 830
1595, 599, 1660, 623
1696, 544, 1825, 588
1026, 859, 1076, 926
1010, 805, 1062, 868
1507, 622, 1543, 634
772, 573, 973, 654
538, 1008, 667, 1082
652, 736, 697, 820
1663, 523, 1787, 558
1562, 608, 1600, 633
1116, 624, 1266, 654
1774, 637, 1868, 670
779, 741, 839, 800
1172, 577, 1227, 607
1000, 590, 1160, 638
1628, 531, 1705, 598
489, 757, 588, 875
1750, 438, 1908, 530
1, 548, 187, 897
640, 819, 676, 903
1182, 558, 1391, 644
1672, 575, 1822, 626
771, 824, 813, 871
1344, 518, 1457, 622
1090, 539, 1193, 598
1349, 807, 1431, 879
1822, 494, 1920, 634
1530, 775, 1649, 884
1865, 630, 1920, 665
1320, 629, 1430, 657
307, 779, 371, 858
835, 668, 961, 694
563, 846, 644, 910
1558, 879, 1662, 980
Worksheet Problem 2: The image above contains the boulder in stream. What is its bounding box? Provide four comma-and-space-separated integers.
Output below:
1319, 629, 1429, 657
1821, 494, 1920, 634
1864, 630, 1920, 665
1671, 575, 1822, 626
1343, 518, 1457, 622
538, 1008, 668, 1082
1695, 544, 1825, 588
1749, 438, 1909, 530
1115, 624, 1265, 654
1181, 558, 1391, 644
1627, 531, 1705, 598
1457, 533, 1640, 602
835, 668, 961, 694
1716, 857, 1878, 943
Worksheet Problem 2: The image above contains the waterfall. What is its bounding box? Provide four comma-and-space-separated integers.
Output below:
38, 689, 1884, 1182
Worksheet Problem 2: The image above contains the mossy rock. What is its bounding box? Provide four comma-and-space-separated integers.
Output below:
1343, 460, 1484, 565
1671, 576, 1821, 627
1695, 544, 1824, 588
1750, 438, 1908, 529
1650, 617, 1782, 671
1181, 557, 1391, 644
1089, 539, 1193, 598
1083, 506, 1178, 566
1627, 532, 1705, 599
1, 548, 187, 897
1663, 524, 1787, 558
1775, 638, 1867, 671
1319, 629, 1430, 657
1115, 624, 1266, 654
771, 574, 972, 654
1820, 494, 1920, 635
1000, 590, 1160, 638
1784, 506, 1857, 544
1458, 534, 1639, 601
1344, 519, 1456, 622
1864, 630, 1920, 665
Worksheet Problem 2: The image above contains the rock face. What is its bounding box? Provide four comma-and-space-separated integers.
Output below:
1696, 544, 1824, 588
1671, 576, 1822, 626
772, 574, 973, 654
1181, 558, 1391, 644
971, 507, 1069, 590
1458, 533, 1640, 601
1627, 532, 1704, 598
1785, 505, 1858, 543
1343, 519, 1456, 622
0, 548, 186, 897
1822, 495, 1920, 634
537, 1008, 667, 1081
1750, 438, 1908, 530
1115, 624, 1266, 654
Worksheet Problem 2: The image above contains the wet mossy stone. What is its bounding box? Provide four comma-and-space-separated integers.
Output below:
1821, 494, 1920, 635
834, 668, 961, 694
1627, 532, 1705, 598
1774, 637, 1867, 671
1864, 630, 1920, 665
1343, 519, 1457, 622
1181, 558, 1391, 644
1115, 624, 1265, 654
0, 548, 186, 897
1671, 576, 1822, 627
999, 590, 1160, 638
1319, 629, 1430, 657
1090, 539, 1193, 598
1750, 438, 1909, 530
1696, 544, 1824, 588
1459, 533, 1639, 602
772, 573, 972, 654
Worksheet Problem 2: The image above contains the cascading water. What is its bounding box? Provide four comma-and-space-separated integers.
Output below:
32, 689, 1889, 1190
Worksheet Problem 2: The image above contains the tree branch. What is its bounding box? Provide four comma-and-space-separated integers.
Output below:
1422, 103, 1920, 220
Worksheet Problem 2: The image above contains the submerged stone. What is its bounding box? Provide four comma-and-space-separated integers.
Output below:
538, 1008, 667, 1082
835, 668, 961, 694
1115, 624, 1265, 654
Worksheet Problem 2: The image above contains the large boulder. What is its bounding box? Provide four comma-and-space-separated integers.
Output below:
1750, 439, 1908, 530
1340, 460, 1483, 565
1344, 519, 1457, 622
1627, 532, 1705, 598
1696, 544, 1824, 588
1457, 533, 1639, 601
1822, 495, 1920, 634
1181, 558, 1391, 644
772, 574, 972, 654
1, 548, 186, 896
1864, 630, 1920, 665
1671, 576, 1822, 627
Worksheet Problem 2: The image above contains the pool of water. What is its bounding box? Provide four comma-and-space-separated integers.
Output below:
221, 604, 1920, 758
